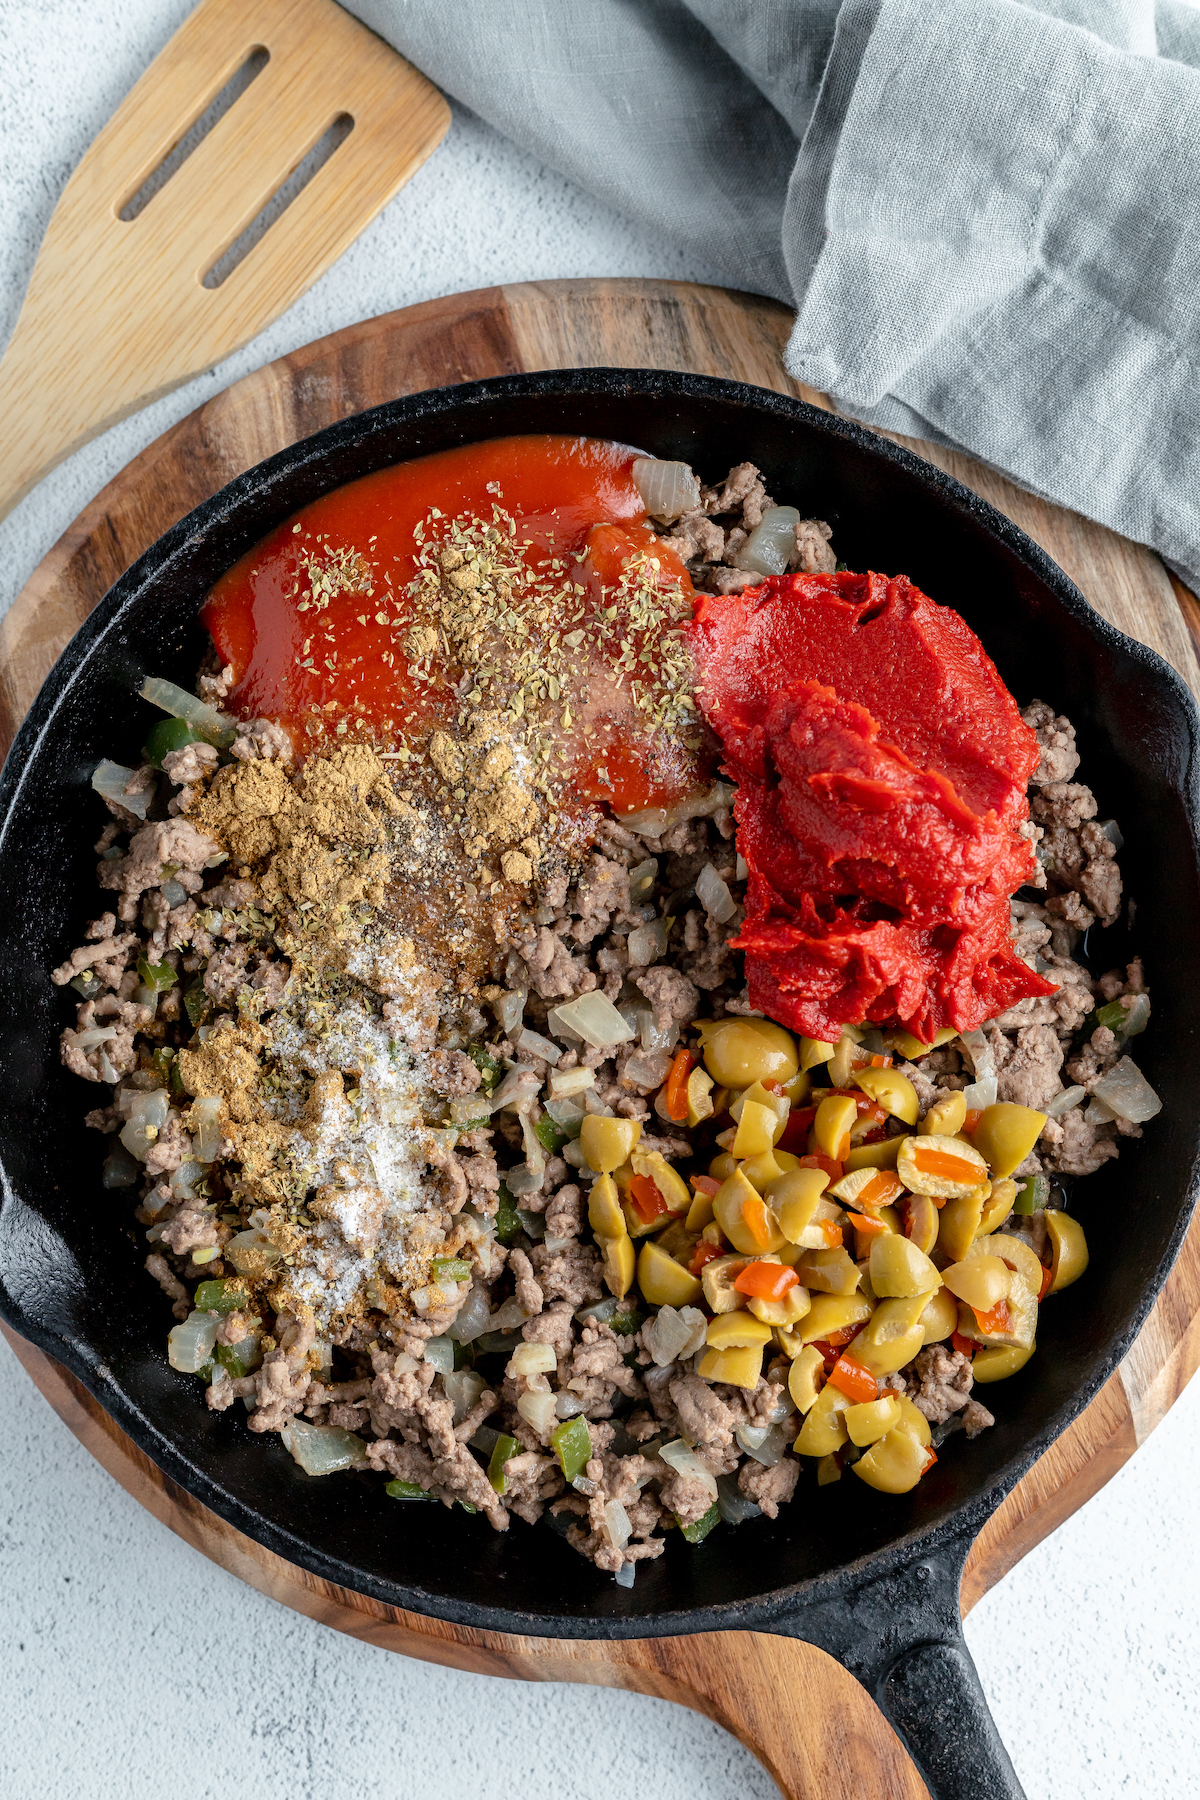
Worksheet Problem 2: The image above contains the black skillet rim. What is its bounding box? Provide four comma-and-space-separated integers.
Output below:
1, 366, 1198, 1641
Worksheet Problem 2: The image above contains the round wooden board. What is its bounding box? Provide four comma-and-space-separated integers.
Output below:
5, 277, 1200, 1800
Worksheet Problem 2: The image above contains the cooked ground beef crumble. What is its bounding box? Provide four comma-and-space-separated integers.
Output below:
55, 459, 1156, 1578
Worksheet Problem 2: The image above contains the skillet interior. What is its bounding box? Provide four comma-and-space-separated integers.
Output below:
1, 369, 1197, 1635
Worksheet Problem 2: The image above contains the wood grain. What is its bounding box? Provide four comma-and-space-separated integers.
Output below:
0, 0, 449, 520
5, 276, 1200, 1800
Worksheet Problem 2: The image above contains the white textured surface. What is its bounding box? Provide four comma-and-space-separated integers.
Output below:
2, 7, 1199, 1798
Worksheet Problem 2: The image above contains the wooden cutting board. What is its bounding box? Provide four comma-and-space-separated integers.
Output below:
5, 277, 1200, 1800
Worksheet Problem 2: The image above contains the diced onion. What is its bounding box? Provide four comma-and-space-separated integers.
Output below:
469, 1425, 503, 1455
489, 1294, 533, 1331
1097, 819, 1125, 852
1085, 1096, 1118, 1124
520, 1111, 547, 1179
223, 1227, 281, 1276
631, 457, 700, 523
962, 1075, 998, 1111
716, 1472, 762, 1525
641, 1012, 679, 1053
280, 1419, 366, 1475
1046, 1085, 1086, 1117
444, 1369, 487, 1424
645, 1304, 707, 1367
74, 1026, 119, 1050
549, 1066, 595, 1099
628, 857, 659, 905
735, 854, 748, 882
91, 760, 153, 820
658, 1439, 718, 1499
1091, 1056, 1162, 1123
543, 1096, 586, 1135
517, 1389, 558, 1435
733, 505, 801, 576
555, 1393, 586, 1417
191, 1095, 223, 1163
162, 877, 189, 909
490, 1066, 542, 1112
695, 862, 737, 924
547, 992, 636, 1050
1118, 993, 1150, 1038
576, 1296, 619, 1325
423, 1335, 455, 1373
517, 1027, 562, 1066
492, 988, 526, 1035
140, 676, 235, 748
508, 1342, 557, 1377
167, 1310, 218, 1373
627, 917, 670, 967
623, 1048, 675, 1091
602, 1497, 633, 1550
446, 1284, 492, 1344
102, 1143, 140, 1189
959, 1029, 995, 1080
737, 1423, 790, 1467
505, 1163, 543, 1196
617, 781, 736, 839
614, 1561, 636, 1588
736, 1422, 771, 1453
449, 1092, 495, 1124
119, 1088, 171, 1162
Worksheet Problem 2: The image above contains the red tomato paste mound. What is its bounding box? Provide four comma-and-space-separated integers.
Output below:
689, 570, 1058, 1044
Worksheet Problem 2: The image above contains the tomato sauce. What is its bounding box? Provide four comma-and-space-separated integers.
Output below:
203, 435, 706, 814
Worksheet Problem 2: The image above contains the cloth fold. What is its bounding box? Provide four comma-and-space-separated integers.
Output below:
344, 0, 1200, 590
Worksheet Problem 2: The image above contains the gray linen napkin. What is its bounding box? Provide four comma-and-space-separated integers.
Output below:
344, 0, 1200, 592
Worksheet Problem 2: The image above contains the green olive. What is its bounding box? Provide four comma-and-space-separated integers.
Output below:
920, 1091, 967, 1137
700, 1018, 799, 1089
972, 1103, 1047, 1178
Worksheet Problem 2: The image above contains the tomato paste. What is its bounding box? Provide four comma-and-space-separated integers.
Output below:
689, 570, 1057, 1043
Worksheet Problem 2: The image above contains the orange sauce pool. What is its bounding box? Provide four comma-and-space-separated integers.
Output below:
203, 434, 711, 814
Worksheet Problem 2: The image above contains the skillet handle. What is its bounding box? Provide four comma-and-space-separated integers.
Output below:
773, 1518, 1025, 1800
875, 1631, 1025, 1800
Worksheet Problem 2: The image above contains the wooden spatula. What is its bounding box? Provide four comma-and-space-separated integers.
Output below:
0, 0, 449, 522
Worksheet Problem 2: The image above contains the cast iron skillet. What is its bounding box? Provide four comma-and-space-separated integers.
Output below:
1, 370, 1198, 1800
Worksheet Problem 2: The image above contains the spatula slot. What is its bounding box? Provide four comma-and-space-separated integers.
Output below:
200, 112, 355, 290
117, 47, 270, 223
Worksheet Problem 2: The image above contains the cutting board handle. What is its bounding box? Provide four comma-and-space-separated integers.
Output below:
775, 1520, 1026, 1800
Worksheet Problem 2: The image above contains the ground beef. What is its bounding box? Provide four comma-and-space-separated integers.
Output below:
530, 1240, 605, 1306
58, 493, 1148, 1585
904, 1344, 976, 1426
632, 965, 699, 1034
670, 1371, 740, 1474
738, 1456, 799, 1518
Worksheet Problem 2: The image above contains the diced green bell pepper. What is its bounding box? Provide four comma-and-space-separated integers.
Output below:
608, 1306, 643, 1337
551, 1415, 592, 1483
194, 1277, 250, 1315
1014, 1173, 1050, 1214
215, 1334, 261, 1378
144, 716, 205, 769
535, 1116, 568, 1154
184, 977, 210, 1026
679, 1502, 720, 1544
487, 1433, 519, 1494
468, 1044, 503, 1094
493, 1185, 522, 1245
431, 1257, 472, 1283
386, 1479, 435, 1501
137, 954, 178, 992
